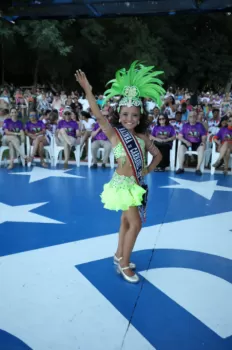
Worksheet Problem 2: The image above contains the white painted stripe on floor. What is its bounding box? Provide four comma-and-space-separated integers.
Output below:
141, 268, 232, 339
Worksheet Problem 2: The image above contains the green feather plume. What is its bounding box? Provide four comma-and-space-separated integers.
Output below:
103, 60, 166, 108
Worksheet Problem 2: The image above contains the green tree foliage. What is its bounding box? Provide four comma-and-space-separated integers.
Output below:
15, 20, 73, 54
0, 20, 15, 84
15, 19, 74, 85
1, 13, 232, 91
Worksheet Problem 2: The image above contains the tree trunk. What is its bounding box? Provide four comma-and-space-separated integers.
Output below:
225, 72, 232, 93
33, 56, 40, 87
1, 41, 4, 85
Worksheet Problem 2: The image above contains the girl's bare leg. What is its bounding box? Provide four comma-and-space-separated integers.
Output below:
119, 207, 141, 277
115, 212, 129, 258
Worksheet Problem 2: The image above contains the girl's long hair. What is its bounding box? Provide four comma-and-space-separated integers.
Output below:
218, 116, 228, 128
157, 114, 170, 126
110, 98, 150, 134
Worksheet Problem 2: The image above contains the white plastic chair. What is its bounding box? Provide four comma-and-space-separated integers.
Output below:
26, 133, 53, 167
147, 139, 176, 171
88, 137, 115, 168
53, 136, 80, 167
176, 141, 205, 173
0, 143, 26, 167
210, 141, 232, 175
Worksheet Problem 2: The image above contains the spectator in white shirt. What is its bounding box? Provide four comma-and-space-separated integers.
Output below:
145, 98, 157, 113
79, 111, 96, 158
38, 94, 51, 112
52, 95, 62, 111
163, 96, 176, 119
78, 95, 90, 111
60, 91, 67, 105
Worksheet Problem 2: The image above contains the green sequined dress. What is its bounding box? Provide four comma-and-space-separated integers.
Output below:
100, 137, 146, 212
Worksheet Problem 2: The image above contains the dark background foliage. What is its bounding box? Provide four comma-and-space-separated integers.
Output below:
1, 13, 232, 92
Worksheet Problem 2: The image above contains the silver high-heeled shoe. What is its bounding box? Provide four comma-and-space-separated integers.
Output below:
117, 264, 140, 283
113, 255, 136, 270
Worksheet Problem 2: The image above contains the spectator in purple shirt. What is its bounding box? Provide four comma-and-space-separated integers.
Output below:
212, 116, 232, 175
176, 112, 207, 175
150, 114, 176, 171
91, 122, 112, 168
25, 110, 48, 168
2, 107, 26, 169
56, 108, 80, 169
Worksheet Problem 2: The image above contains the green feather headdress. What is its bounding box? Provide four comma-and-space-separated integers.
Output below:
103, 61, 165, 113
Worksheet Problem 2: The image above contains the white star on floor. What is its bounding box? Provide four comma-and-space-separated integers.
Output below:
0, 202, 64, 224
9, 166, 85, 183
161, 177, 232, 200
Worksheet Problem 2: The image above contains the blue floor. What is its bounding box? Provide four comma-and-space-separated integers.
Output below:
0, 165, 232, 350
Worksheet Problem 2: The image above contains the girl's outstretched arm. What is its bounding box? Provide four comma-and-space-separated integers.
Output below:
75, 70, 116, 143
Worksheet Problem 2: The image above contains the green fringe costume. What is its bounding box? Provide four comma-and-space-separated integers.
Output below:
100, 61, 165, 212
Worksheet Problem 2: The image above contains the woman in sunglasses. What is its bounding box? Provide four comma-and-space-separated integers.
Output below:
150, 114, 176, 171
25, 110, 48, 168
56, 108, 80, 169
213, 116, 232, 175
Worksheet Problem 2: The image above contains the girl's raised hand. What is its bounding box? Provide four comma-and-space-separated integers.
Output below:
75, 70, 92, 92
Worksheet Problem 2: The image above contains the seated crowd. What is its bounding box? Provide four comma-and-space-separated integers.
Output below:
0, 86, 232, 174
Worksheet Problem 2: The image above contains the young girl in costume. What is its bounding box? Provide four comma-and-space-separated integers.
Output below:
75, 61, 164, 283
